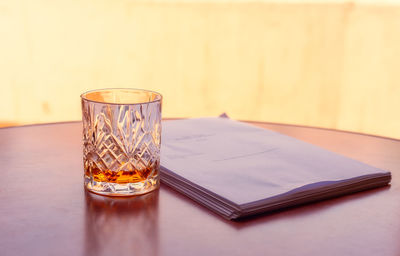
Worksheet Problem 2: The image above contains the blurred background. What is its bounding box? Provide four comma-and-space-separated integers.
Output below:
1, 0, 400, 138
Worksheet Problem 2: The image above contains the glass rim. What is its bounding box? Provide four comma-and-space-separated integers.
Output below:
80, 88, 162, 105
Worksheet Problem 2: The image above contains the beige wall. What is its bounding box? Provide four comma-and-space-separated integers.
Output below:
1, 1, 400, 138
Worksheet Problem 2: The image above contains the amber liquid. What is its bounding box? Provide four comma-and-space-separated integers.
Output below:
85, 167, 154, 184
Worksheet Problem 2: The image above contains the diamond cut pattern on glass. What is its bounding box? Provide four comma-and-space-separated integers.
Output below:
82, 91, 161, 196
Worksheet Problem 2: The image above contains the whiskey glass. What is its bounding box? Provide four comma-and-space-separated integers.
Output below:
81, 88, 162, 196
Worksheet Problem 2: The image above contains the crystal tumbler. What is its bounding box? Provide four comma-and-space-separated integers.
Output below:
81, 88, 162, 196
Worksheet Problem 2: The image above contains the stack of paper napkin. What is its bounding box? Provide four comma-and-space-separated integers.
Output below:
160, 118, 391, 220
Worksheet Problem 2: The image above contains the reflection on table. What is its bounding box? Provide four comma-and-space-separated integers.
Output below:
84, 190, 159, 256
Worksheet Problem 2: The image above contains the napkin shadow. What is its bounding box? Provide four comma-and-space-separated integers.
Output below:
230, 185, 391, 228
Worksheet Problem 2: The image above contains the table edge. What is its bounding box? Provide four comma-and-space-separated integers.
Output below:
1, 119, 399, 142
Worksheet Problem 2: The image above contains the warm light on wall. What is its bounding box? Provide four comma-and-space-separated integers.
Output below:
1, 1, 400, 139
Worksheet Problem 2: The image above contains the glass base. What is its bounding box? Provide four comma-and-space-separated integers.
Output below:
84, 175, 160, 196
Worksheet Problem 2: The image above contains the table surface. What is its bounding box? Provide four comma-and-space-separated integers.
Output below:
1, 121, 399, 256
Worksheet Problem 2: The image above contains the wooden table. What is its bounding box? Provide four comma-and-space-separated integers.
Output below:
1, 121, 399, 256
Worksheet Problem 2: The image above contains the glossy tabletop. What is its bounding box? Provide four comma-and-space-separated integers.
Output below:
1, 121, 399, 256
